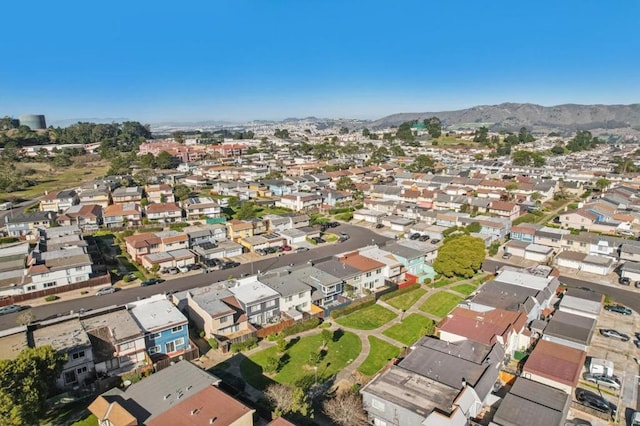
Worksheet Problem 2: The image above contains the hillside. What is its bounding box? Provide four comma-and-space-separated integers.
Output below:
369, 103, 640, 135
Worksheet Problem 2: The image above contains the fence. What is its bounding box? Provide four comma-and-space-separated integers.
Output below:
0, 274, 111, 306
153, 344, 200, 372
256, 318, 295, 338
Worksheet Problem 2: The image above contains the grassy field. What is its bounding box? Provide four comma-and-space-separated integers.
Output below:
357, 337, 401, 376
383, 314, 434, 346
71, 415, 98, 426
335, 304, 397, 330
451, 283, 477, 296
419, 292, 463, 318
0, 160, 110, 201
240, 331, 361, 390
386, 287, 427, 311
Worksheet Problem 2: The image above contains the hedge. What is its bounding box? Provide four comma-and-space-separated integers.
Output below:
329, 207, 353, 215
230, 337, 258, 353
330, 296, 376, 319
281, 317, 321, 337
379, 283, 420, 302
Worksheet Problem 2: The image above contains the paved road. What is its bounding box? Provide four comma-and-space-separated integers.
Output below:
0, 223, 390, 330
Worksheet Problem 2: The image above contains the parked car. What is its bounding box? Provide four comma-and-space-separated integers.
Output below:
564, 418, 593, 426
95, 286, 118, 296
295, 247, 309, 253
282, 245, 292, 251
189, 264, 201, 270
409, 233, 421, 240
0, 305, 24, 316
576, 389, 616, 417
312, 237, 326, 244
338, 234, 350, 243
327, 221, 340, 228
502, 252, 512, 259
220, 261, 240, 270
430, 239, 441, 244
375, 223, 384, 229
168, 267, 179, 275
635, 281, 640, 288
178, 265, 189, 273
599, 329, 630, 341
418, 234, 430, 241
604, 304, 632, 315
256, 249, 267, 256
619, 277, 631, 286
583, 373, 621, 390
141, 278, 164, 287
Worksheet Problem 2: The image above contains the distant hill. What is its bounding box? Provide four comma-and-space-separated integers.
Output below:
369, 103, 640, 135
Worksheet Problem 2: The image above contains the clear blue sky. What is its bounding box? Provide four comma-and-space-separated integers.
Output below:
1, 0, 639, 123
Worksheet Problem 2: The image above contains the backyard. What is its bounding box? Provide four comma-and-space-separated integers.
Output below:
419, 292, 463, 318
240, 331, 361, 390
385, 287, 427, 311
335, 304, 397, 330
357, 337, 401, 376
383, 314, 435, 346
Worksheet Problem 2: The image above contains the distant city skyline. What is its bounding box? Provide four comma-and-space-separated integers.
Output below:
2, 0, 639, 123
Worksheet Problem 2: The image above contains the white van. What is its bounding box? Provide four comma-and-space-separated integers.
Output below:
0, 202, 13, 211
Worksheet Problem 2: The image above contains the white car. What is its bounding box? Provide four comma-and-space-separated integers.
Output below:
178, 265, 189, 273
95, 287, 117, 296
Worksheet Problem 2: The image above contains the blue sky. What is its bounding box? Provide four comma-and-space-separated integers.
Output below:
1, 0, 639, 123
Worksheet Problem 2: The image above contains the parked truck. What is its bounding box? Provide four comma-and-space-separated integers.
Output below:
589, 358, 614, 377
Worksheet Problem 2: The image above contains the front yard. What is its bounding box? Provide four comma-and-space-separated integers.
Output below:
383, 314, 435, 346
335, 304, 397, 330
240, 331, 361, 390
419, 292, 463, 318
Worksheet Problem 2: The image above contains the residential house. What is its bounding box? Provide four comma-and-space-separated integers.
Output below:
620, 261, 640, 283
339, 252, 386, 294
353, 208, 386, 224
81, 308, 146, 375
127, 295, 190, 359
311, 259, 357, 307
103, 203, 142, 228
361, 337, 504, 426
228, 277, 281, 325
276, 192, 322, 212
145, 183, 175, 204
521, 339, 586, 394
88, 361, 254, 426
540, 311, 596, 351
492, 377, 570, 426
32, 317, 95, 390
558, 209, 597, 231
173, 283, 252, 340
145, 202, 183, 223
39, 190, 79, 213
56, 204, 103, 231
111, 186, 143, 204
258, 266, 314, 313
488, 200, 520, 221
262, 179, 292, 196
554, 251, 615, 276
183, 197, 221, 220
357, 246, 403, 283
140, 249, 196, 270
183, 175, 209, 188
509, 223, 540, 243
5, 211, 54, 240
226, 220, 255, 241
78, 188, 111, 208
23, 249, 93, 295
185, 224, 227, 247
534, 226, 568, 251
557, 287, 603, 319
383, 240, 432, 280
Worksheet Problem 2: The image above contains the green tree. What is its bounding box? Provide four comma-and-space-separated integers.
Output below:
433, 235, 486, 278
156, 151, 178, 169
264, 356, 280, 374
107, 154, 134, 176
0, 346, 66, 426
473, 126, 489, 143
550, 145, 565, 155
390, 144, 405, 157
368, 146, 389, 164
595, 178, 611, 191
395, 121, 416, 144
173, 184, 192, 201
138, 152, 156, 168
407, 154, 434, 173
465, 222, 481, 233
1, 141, 19, 162
336, 176, 355, 191
276, 335, 287, 352
265, 383, 312, 419
424, 116, 442, 138
321, 329, 333, 348
235, 201, 258, 220
518, 127, 535, 143
362, 128, 370, 137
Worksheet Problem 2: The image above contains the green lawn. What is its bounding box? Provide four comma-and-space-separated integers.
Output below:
71, 415, 98, 426
419, 292, 463, 318
451, 283, 477, 296
335, 304, 397, 330
357, 337, 401, 376
385, 287, 427, 311
241, 331, 361, 390
433, 278, 455, 288
383, 314, 435, 346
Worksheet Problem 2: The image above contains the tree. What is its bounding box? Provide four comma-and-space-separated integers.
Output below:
518, 127, 535, 143
465, 222, 481, 233
173, 184, 191, 201
107, 155, 134, 176
433, 235, 486, 278
323, 390, 367, 426
321, 329, 333, 348
172, 131, 185, 144
473, 126, 489, 143
308, 350, 322, 366
424, 116, 442, 138
550, 145, 565, 155
264, 383, 312, 418
0, 346, 67, 426
235, 201, 258, 220
595, 178, 611, 191
362, 128, 370, 138
276, 335, 287, 352
156, 151, 178, 169
336, 176, 355, 191
395, 121, 416, 144
368, 146, 388, 164
15, 311, 34, 326
390, 144, 405, 157
407, 154, 434, 173
264, 356, 280, 374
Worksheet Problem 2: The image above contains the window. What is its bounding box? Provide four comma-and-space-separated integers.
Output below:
26, 285, 36, 291
373, 419, 387, 426
371, 399, 385, 411
120, 341, 134, 351
64, 370, 77, 385
376, 268, 382, 274
174, 338, 185, 347
219, 315, 229, 324
76, 366, 87, 374
285, 295, 293, 303
43, 282, 56, 288
298, 292, 305, 299
148, 332, 162, 340
72, 350, 85, 360
171, 325, 183, 333
366, 272, 372, 277
149, 345, 160, 354
266, 300, 276, 308
75, 266, 84, 272
250, 305, 260, 313
166, 340, 177, 353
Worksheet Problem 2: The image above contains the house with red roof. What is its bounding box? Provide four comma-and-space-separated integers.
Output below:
522, 339, 586, 394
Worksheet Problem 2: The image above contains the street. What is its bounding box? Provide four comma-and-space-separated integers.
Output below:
0, 223, 390, 330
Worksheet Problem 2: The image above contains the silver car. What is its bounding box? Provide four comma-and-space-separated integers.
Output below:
0, 305, 23, 315
95, 287, 117, 296
583, 373, 621, 390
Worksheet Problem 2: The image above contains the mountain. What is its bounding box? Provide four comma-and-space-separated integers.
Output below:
369, 103, 640, 134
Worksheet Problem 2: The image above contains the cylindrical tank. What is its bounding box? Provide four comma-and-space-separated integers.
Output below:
19, 114, 47, 130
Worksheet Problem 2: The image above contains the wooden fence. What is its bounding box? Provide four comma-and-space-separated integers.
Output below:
153, 344, 200, 372
0, 274, 111, 306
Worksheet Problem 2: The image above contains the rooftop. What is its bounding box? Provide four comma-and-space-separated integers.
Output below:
128, 295, 188, 333
32, 317, 91, 351
523, 340, 586, 388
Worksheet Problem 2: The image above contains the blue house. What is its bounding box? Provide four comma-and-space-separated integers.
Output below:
509, 223, 539, 243
262, 179, 292, 196
128, 294, 190, 359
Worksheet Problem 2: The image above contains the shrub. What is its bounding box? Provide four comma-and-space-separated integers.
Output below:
330, 296, 375, 319
488, 241, 501, 256
0, 237, 19, 244
208, 338, 219, 350
230, 337, 258, 353
264, 356, 280, 374
329, 207, 353, 215
335, 212, 353, 222
123, 274, 131, 283
199, 331, 205, 338
423, 278, 432, 285
281, 317, 321, 337
44, 295, 59, 302
379, 284, 420, 302
80, 290, 89, 295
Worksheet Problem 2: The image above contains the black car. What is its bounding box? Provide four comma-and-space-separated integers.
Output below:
220, 261, 240, 270
604, 304, 632, 315
619, 277, 631, 286
418, 234, 430, 241
409, 233, 421, 240
430, 239, 441, 244
189, 264, 201, 270
576, 390, 616, 417
141, 278, 164, 287
327, 221, 340, 228
375, 223, 384, 229
312, 237, 326, 244
295, 247, 309, 253
599, 329, 630, 341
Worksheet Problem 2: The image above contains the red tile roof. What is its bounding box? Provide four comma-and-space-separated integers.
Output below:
437, 307, 527, 346
523, 340, 586, 388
